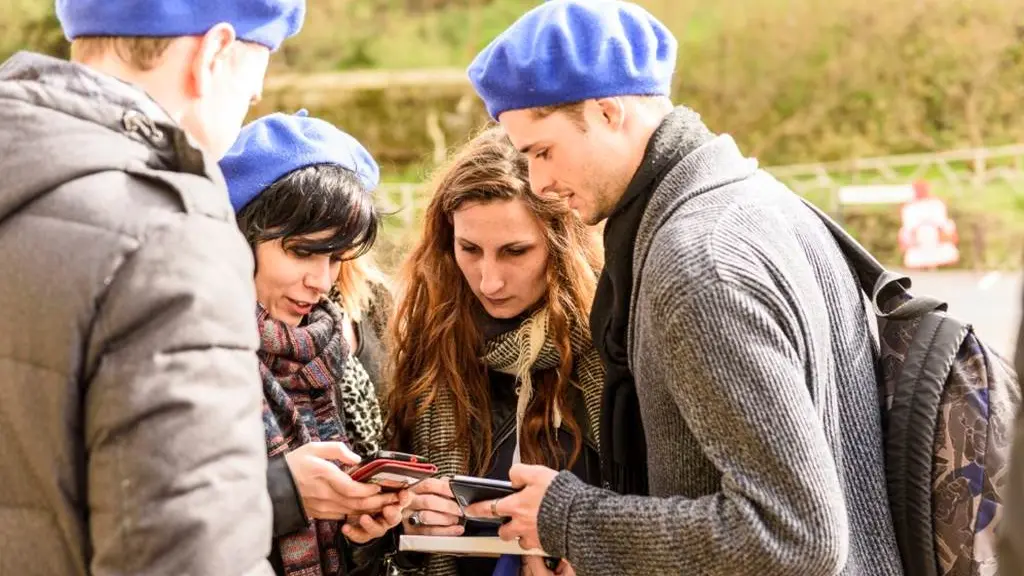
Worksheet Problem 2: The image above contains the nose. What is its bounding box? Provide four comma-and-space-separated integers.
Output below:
304, 257, 335, 296
528, 158, 554, 196
478, 258, 505, 297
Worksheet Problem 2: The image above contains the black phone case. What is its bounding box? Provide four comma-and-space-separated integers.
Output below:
449, 475, 517, 508
363, 450, 428, 465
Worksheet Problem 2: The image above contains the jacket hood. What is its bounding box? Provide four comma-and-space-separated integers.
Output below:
0, 51, 215, 225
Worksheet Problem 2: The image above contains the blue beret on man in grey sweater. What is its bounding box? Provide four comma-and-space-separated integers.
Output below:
56, 0, 306, 52
467, 0, 678, 120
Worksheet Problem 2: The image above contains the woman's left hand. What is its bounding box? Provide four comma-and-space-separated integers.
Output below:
342, 489, 412, 544
522, 557, 574, 576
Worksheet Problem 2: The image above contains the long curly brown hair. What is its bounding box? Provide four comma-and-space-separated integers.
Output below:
385, 126, 603, 475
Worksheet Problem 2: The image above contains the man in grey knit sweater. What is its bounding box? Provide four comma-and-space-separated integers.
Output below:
463, 1, 905, 575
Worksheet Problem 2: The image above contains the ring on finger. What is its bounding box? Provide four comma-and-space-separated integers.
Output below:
491, 498, 500, 517
409, 511, 422, 526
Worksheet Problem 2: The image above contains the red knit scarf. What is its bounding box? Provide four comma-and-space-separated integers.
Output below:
259, 301, 348, 576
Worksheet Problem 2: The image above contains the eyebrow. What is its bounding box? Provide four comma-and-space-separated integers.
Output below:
518, 142, 540, 155
501, 241, 533, 251
454, 238, 534, 251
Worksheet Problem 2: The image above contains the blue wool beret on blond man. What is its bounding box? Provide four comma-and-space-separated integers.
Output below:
219, 110, 380, 213
467, 0, 678, 120
55, 0, 306, 51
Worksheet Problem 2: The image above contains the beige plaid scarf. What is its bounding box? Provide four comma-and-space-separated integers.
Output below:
410, 309, 604, 576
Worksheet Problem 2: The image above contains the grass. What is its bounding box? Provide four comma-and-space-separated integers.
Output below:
3, 0, 1020, 268
782, 164, 1024, 224
367, 167, 1024, 274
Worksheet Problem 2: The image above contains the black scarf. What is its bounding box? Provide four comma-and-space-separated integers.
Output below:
592, 107, 716, 494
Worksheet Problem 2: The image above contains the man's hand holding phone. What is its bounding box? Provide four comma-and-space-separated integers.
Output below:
402, 477, 467, 536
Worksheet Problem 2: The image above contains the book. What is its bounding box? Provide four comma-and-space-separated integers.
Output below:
398, 535, 548, 557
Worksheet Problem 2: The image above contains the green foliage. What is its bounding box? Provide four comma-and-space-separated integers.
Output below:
1, 1, 67, 63
4, 0, 1024, 269
6, 0, 1024, 166
264, 0, 1024, 168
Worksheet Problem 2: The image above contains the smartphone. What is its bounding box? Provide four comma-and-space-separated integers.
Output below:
359, 450, 430, 465
449, 475, 519, 513
348, 451, 438, 492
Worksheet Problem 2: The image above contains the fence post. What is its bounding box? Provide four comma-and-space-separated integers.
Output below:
401, 184, 415, 228
972, 148, 987, 189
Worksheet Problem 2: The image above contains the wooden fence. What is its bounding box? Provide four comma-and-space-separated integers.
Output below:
376, 143, 1024, 226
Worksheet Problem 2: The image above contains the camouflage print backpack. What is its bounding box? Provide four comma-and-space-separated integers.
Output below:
805, 200, 1021, 576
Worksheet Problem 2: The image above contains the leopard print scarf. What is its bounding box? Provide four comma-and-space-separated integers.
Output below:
336, 338, 383, 457
410, 308, 604, 576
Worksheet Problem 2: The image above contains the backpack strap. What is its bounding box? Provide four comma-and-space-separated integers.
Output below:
885, 312, 970, 576
799, 198, 947, 319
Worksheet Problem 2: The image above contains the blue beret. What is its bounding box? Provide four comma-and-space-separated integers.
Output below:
56, 0, 305, 51
219, 110, 380, 213
467, 0, 678, 119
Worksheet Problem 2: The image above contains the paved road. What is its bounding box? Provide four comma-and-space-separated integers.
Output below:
896, 269, 1021, 359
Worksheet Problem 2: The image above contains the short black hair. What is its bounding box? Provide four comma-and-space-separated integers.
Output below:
236, 163, 380, 260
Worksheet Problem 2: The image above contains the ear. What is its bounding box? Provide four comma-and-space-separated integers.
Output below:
595, 97, 626, 131
189, 22, 237, 98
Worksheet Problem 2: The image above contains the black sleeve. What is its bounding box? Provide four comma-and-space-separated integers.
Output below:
267, 454, 308, 537
344, 527, 428, 576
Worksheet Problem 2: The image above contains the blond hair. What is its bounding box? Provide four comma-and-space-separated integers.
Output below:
334, 254, 389, 323
70, 37, 174, 71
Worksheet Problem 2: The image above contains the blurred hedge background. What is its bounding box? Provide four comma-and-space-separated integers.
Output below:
4, 0, 1024, 270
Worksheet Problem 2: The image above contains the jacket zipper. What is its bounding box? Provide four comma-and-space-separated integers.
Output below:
487, 414, 518, 465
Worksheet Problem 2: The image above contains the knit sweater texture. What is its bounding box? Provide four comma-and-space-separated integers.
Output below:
536, 109, 904, 576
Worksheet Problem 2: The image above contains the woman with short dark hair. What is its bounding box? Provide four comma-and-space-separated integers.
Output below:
220, 111, 406, 576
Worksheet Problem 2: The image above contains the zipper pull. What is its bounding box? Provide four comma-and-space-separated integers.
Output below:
122, 109, 165, 145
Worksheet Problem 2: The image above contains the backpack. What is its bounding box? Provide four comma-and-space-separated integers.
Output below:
805, 200, 1021, 576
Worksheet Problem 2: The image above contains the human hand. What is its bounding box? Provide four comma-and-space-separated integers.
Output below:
463, 464, 558, 551
284, 442, 402, 520
343, 489, 413, 544
401, 477, 465, 536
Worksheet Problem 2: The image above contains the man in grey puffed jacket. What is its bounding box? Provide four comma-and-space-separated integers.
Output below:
0, 1, 304, 573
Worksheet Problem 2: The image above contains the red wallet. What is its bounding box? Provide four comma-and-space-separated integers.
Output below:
349, 459, 438, 491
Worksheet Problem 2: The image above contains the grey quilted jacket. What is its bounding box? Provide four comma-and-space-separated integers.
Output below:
0, 51, 274, 575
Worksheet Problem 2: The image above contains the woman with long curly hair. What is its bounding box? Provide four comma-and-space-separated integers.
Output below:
377, 126, 604, 576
